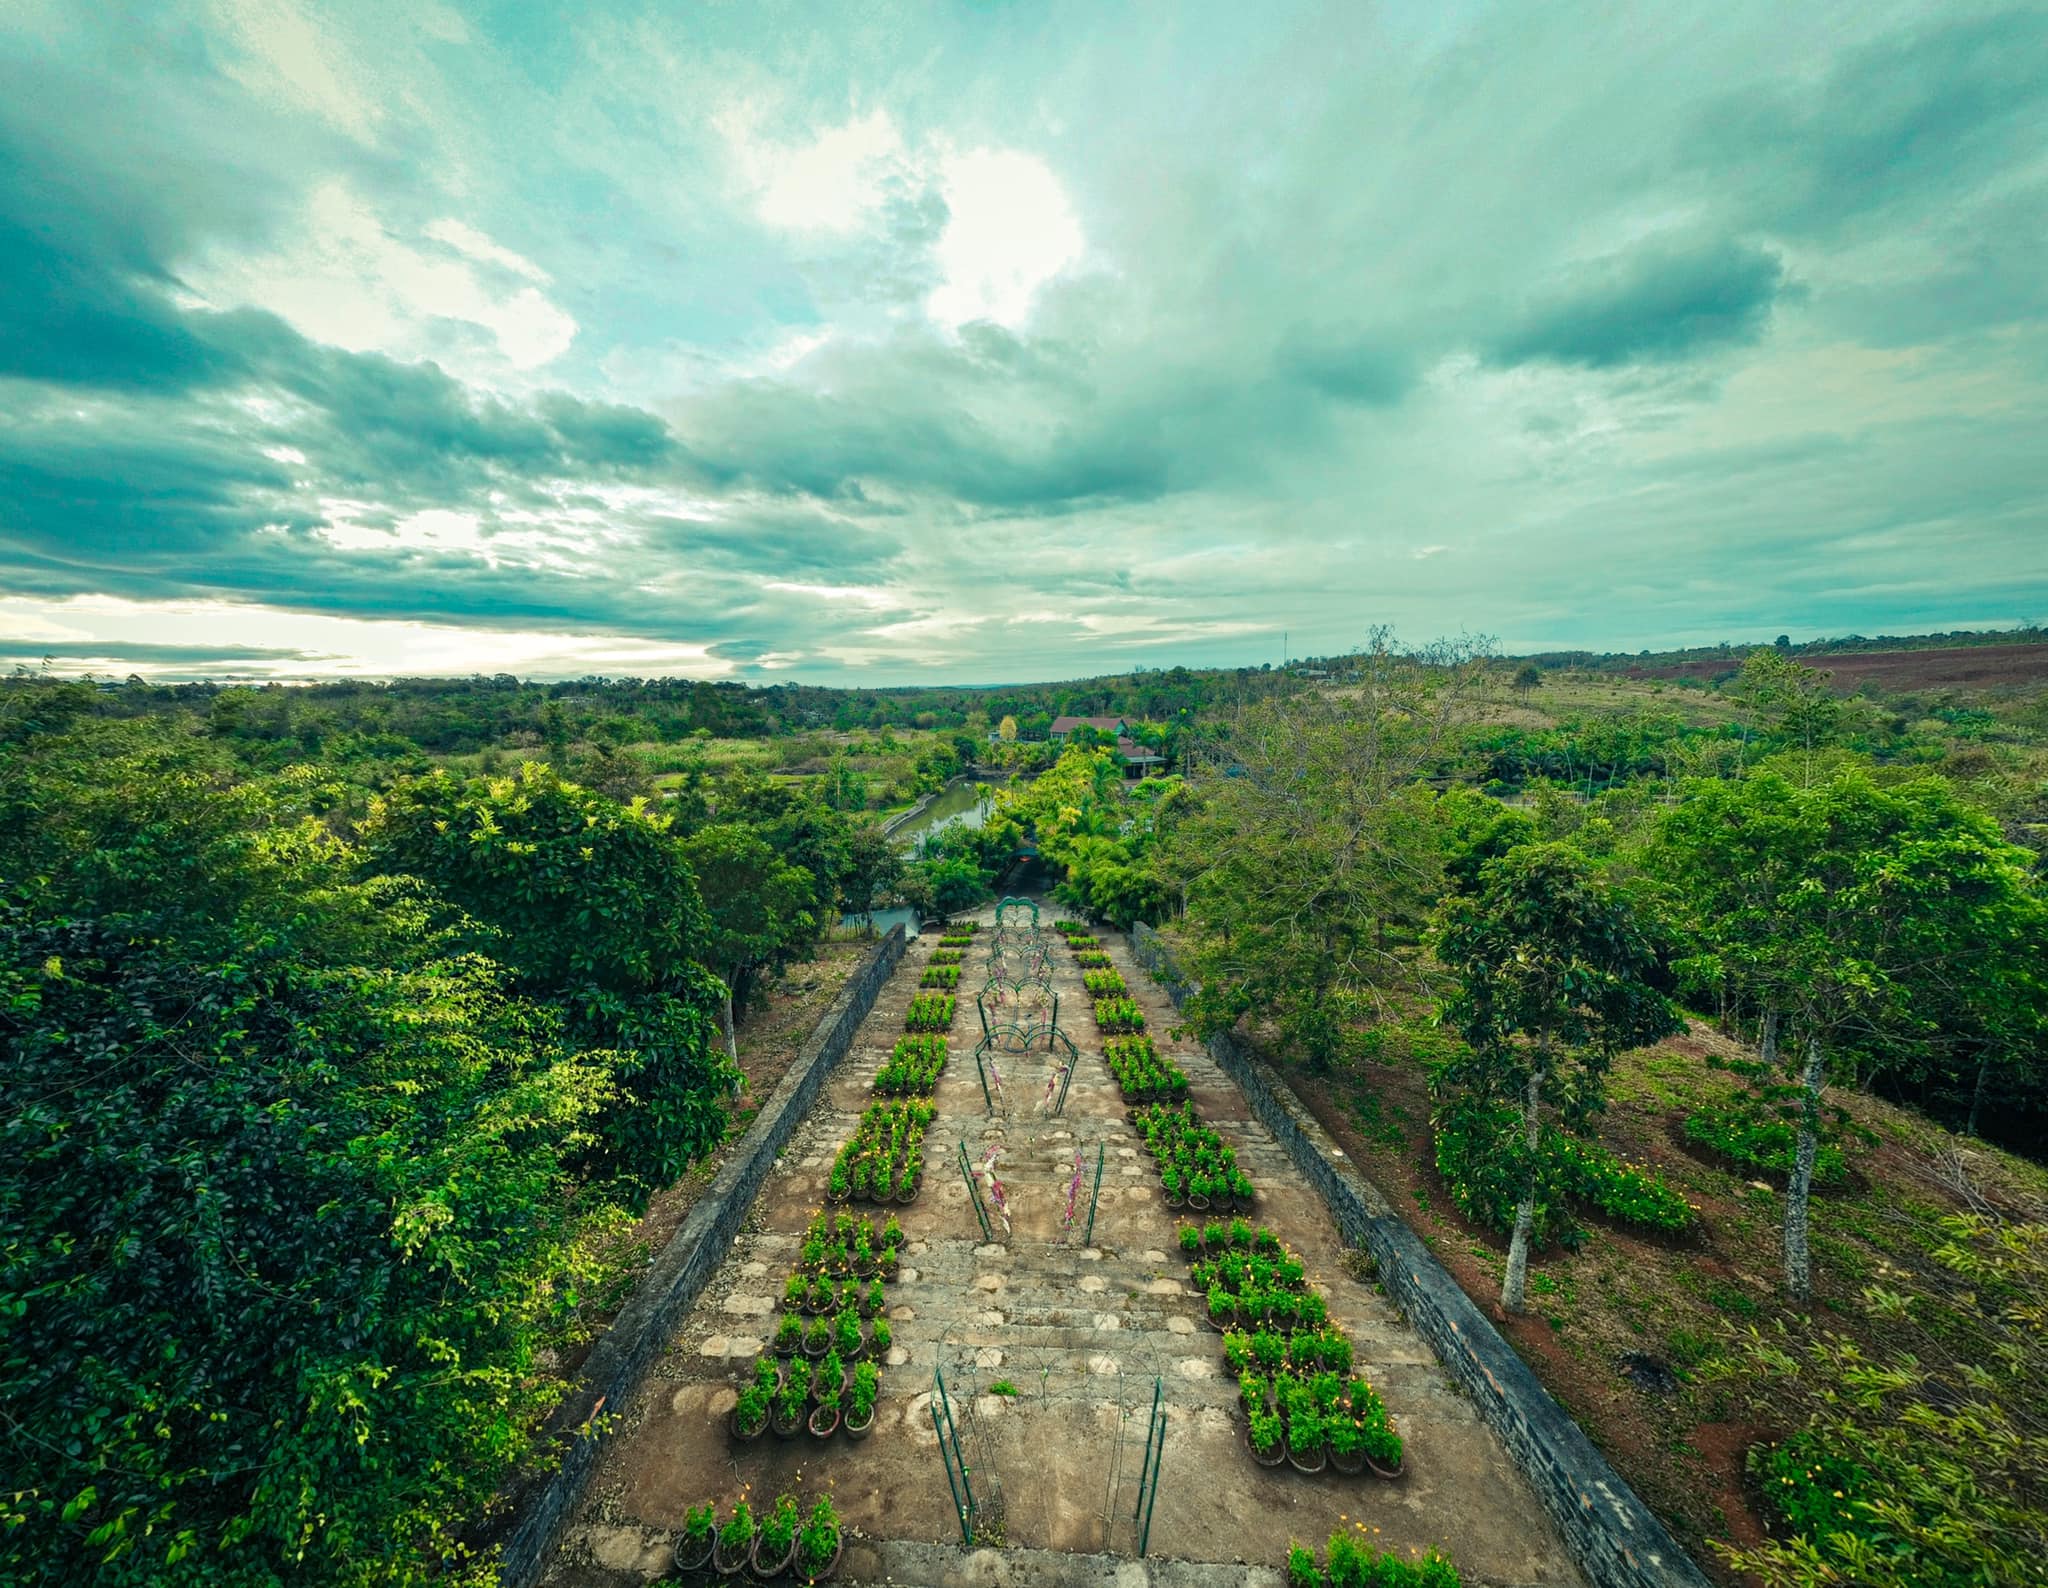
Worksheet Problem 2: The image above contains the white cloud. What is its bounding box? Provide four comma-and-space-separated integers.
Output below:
214, 0, 382, 140
192, 182, 576, 374
926, 148, 1085, 331
723, 107, 906, 233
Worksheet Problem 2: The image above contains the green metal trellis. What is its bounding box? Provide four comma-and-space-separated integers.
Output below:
957, 1139, 994, 1242
1131, 1375, 1167, 1555
1083, 1140, 1106, 1246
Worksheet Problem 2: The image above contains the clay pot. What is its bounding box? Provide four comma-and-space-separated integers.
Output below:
1247, 1428, 1287, 1468
795, 1536, 843, 1584
843, 1406, 874, 1441
1330, 1446, 1366, 1477
807, 1404, 841, 1439
673, 1533, 715, 1577
1366, 1451, 1405, 1480
1287, 1438, 1327, 1475
770, 1406, 804, 1440
728, 1406, 767, 1444
712, 1534, 752, 1576
749, 1531, 794, 1580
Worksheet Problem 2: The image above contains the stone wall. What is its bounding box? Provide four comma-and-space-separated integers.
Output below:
494, 927, 907, 1588
1130, 923, 1712, 1588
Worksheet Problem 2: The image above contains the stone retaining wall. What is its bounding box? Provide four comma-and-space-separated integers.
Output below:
1130, 923, 1712, 1588
494, 927, 907, 1588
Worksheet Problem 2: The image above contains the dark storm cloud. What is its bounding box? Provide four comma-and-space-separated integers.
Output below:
1485, 240, 1792, 370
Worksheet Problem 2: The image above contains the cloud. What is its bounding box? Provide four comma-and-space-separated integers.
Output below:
1486, 238, 1792, 369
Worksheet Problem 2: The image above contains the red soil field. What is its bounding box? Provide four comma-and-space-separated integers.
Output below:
1629, 642, 2048, 693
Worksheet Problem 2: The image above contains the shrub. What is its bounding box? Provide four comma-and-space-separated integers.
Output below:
920, 962, 961, 989
875, 1033, 947, 1095
1683, 1104, 1847, 1185
719, 1500, 756, 1554
757, 1493, 800, 1560
1083, 968, 1129, 996
904, 992, 956, 1032
797, 1496, 841, 1576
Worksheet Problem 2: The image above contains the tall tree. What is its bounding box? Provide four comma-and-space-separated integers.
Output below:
1655, 770, 2042, 1298
1435, 844, 1682, 1312
679, 822, 818, 1063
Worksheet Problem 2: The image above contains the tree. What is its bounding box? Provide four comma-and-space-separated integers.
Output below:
679, 822, 818, 1062
1655, 770, 2042, 1298
997, 714, 1018, 742
362, 763, 732, 1200
838, 822, 902, 929
1168, 630, 1493, 1069
1513, 662, 1544, 692
1730, 648, 1840, 781
1434, 844, 1682, 1312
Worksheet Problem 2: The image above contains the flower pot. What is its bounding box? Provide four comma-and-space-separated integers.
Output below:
795, 1536, 843, 1584
1233, 1193, 1255, 1214
843, 1407, 874, 1441
771, 1408, 804, 1440
713, 1535, 753, 1576
807, 1405, 842, 1439
729, 1407, 767, 1444
1247, 1428, 1287, 1468
750, 1532, 795, 1580
1287, 1439, 1328, 1475
895, 1182, 919, 1205
1366, 1451, 1405, 1480
1164, 1191, 1186, 1210
803, 1335, 829, 1361
1187, 1192, 1211, 1212
674, 1534, 715, 1577
1330, 1446, 1366, 1476
774, 1335, 798, 1359
826, 1184, 850, 1205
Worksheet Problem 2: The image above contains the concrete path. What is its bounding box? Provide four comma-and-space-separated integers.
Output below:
544, 902, 1583, 1587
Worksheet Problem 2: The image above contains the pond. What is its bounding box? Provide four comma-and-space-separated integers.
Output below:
889, 777, 997, 853
837, 905, 926, 939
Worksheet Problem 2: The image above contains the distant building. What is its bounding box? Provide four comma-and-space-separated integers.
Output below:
1049, 715, 1163, 779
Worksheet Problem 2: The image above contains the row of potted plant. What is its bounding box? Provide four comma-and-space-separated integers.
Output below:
1104, 1035, 1190, 1103
795, 1209, 904, 1279
1240, 1367, 1404, 1478
903, 991, 956, 1033
943, 919, 980, 933
1063, 934, 1097, 953
1075, 948, 1114, 969
1133, 1101, 1256, 1209
937, 932, 974, 949
731, 1347, 887, 1443
827, 1099, 933, 1203
918, 963, 961, 989
1092, 996, 1147, 1035
1284, 1531, 1460, 1588
673, 1492, 844, 1582
1224, 1322, 1355, 1379
1081, 968, 1129, 996
1052, 919, 1090, 933
872, 1034, 946, 1096
1177, 1217, 1284, 1260
927, 946, 964, 966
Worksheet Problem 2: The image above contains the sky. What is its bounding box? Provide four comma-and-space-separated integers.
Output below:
2, 0, 2046, 684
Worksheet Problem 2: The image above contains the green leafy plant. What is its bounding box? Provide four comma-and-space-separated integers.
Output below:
718, 1500, 756, 1554
904, 992, 956, 1032
849, 1359, 881, 1423
1287, 1543, 1324, 1588
757, 1493, 800, 1560
797, 1496, 842, 1576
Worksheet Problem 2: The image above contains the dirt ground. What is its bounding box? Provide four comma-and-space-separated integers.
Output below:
542, 904, 1584, 1588
1629, 641, 2048, 695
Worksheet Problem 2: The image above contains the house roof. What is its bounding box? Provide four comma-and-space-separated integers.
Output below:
1115, 736, 1164, 761
1050, 714, 1127, 735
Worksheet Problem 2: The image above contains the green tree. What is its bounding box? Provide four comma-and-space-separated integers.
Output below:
1434, 844, 1682, 1311
679, 822, 818, 1062
362, 763, 731, 1200
1655, 771, 2042, 1297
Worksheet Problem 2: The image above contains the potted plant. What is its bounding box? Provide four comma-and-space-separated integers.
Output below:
1328, 1414, 1367, 1476
782, 1273, 808, 1310
1360, 1401, 1404, 1479
862, 1278, 885, 1319
1205, 1219, 1229, 1253
1231, 1170, 1256, 1212
1205, 1284, 1235, 1333
731, 1380, 771, 1444
1248, 1404, 1286, 1467
1161, 1166, 1185, 1209
803, 1315, 831, 1359
853, 1225, 875, 1275
897, 1151, 922, 1203
1178, 1225, 1202, 1261
771, 1375, 806, 1439
1238, 1369, 1267, 1418
713, 1500, 756, 1576
809, 1366, 843, 1439
845, 1359, 880, 1440
1286, 1544, 1323, 1588
834, 1308, 864, 1361
827, 1161, 851, 1203
805, 1277, 831, 1316
870, 1317, 893, 1356
774, 1312, 803, 1358
795, 1496, 842, 1583
1187, 1171, 1213, 1212
1287, 1405, 1327, 1474
674, 1502, 716, 1576
752, 1493, 799, 1579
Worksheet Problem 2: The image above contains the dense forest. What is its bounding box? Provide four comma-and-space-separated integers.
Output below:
4, 634, 2045, 1586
